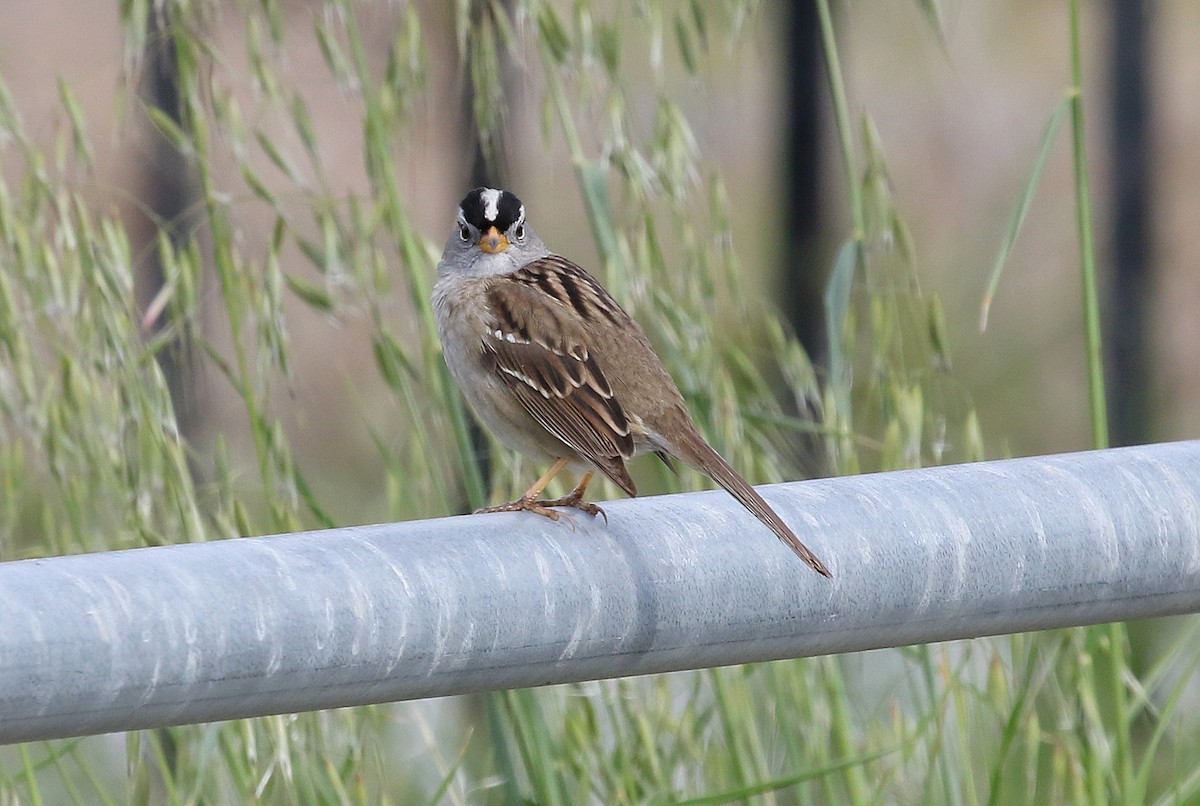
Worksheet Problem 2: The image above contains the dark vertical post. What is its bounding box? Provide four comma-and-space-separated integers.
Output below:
780, 0, 825, 367
140, 4, 200, 437
1107, 0, 1154, 446
777, 1, 829, 477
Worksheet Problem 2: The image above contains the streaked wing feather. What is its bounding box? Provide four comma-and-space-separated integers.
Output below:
483, 259, 636, 471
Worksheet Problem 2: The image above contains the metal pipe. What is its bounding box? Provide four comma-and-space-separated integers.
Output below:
3, 441, 1200, 744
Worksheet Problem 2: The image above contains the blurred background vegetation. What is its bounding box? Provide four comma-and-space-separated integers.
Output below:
1, 0, 1198, 803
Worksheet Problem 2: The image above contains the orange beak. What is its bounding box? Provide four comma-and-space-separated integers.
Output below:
479, 226, 510, 253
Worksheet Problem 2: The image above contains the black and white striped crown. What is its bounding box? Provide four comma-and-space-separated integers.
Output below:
458, 187, 525, 232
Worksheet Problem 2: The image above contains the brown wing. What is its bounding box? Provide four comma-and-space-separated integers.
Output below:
481, 256, 638, 495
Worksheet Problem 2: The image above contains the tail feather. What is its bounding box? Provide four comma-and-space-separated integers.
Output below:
665, 419, 831, 578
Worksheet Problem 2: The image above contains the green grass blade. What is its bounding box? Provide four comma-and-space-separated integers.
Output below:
979, 96, 1070, 332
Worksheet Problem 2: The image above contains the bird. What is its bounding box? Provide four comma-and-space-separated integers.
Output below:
432, 187, 831, 578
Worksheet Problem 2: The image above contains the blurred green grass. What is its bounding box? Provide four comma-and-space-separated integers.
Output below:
1, 2, 1198, 804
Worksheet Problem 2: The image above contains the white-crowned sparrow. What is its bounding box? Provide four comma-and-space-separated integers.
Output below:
433, 187, 831, 577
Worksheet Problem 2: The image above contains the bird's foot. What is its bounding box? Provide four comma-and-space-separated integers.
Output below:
538, 492, 607, 523
476, 496, 564, 520
475, 493, 606, 523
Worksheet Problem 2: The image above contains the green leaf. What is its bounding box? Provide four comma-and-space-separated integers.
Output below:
283, 273, 334, 313
536, 4, 570, 65
824, 238, 858, 410
671, 747, 895, 805
372, 333, 414, 392
255, 129, 303, 184
675, 14, 696, 75
980, 96, 1069, 331
57, 78, 93, 165
145, 104, 192, 154
577, 159, 620, 268
927, 295, 952, 371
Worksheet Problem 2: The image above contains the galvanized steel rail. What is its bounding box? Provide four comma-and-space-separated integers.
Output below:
2, 441, 1200, 744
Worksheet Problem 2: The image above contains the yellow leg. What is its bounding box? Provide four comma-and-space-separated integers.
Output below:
565, 472, 595, 502
519, 457, 570, 500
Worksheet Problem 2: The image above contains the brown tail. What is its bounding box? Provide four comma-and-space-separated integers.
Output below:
664, 419, 831, 578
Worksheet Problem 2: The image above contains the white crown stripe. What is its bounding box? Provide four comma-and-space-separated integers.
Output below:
480, 188, 502, 222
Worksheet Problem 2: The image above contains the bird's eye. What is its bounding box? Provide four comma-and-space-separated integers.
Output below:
513, 224, 525, 241
458, 224, 471, 242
